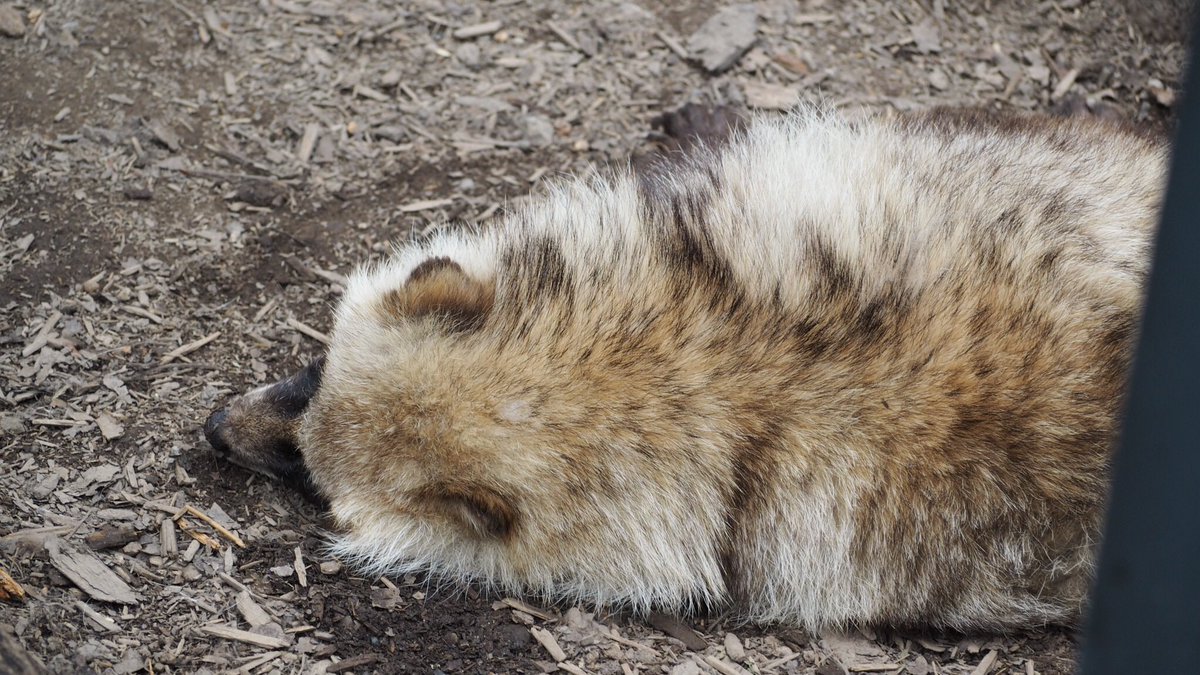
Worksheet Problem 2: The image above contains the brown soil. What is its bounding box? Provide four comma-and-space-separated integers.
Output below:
0, 0, 1186, 673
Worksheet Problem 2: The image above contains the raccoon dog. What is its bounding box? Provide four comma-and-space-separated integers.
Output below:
205, 107, 1165, 631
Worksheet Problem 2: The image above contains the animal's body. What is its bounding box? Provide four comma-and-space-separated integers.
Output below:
205, 107, 1166, 631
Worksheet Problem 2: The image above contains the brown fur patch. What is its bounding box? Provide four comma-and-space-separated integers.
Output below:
381, 257, 494, 331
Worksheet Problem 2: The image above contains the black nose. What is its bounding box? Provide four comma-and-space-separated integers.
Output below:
203, 408, 230, 456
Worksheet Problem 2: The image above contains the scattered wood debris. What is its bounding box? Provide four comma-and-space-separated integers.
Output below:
0, 0, 1181, 670
45, 539, 138, 605
199, 624, 291, 650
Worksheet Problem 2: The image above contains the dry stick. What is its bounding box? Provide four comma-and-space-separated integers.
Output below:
236, 651, 283, 673
1051, 68, 1080, 101
655, 30, 688, 59
176, 518, 222, 551
452, 20, 502, 39
399, 198, 453, 213
178, 505, 245, 548
199, 624, 290, 650
499, 597, 553, 620
704, 656, 751, 675
545, 20, 584, 53
602, 629, 659, 655
286, 318, 330, 345
121, 305, 165, 324
293, 547, 308, 587
161, 331, 221, 364
970, 650, 1000, 675
530, 626, 567, 662
297, 123, 321, 163
75, 600, 120, 633
21, 311, 62, 357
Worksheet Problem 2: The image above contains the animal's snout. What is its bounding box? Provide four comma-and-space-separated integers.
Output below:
203, 407, 231, 456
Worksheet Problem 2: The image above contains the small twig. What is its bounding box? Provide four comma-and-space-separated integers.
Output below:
1051, 67, 1080, 101
286, 318, 330, 345
160, 331, 221, 364
120, 305, 165, 324
546, 21, 584, 53
75, 600, 121, 633
655, 30, 688, 59
177, 505, 245, 548
22, 311, 62, 357
199, 624, 290, 650
704, 656, 749, 675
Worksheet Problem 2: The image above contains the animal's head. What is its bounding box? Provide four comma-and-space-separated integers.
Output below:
203, 243, 729, 612
203, 355, 325, 496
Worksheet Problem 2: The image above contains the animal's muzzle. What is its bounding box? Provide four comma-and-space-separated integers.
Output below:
203, 407, 231, 457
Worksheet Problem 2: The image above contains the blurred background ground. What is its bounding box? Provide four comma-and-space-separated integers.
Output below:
0, 0, 1188, 673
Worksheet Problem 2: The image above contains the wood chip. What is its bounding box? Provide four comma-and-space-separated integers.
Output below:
285, 318, 330, 345
326, 653, 381, 673
296, 123, 320, 163
84, 527, 138, 551
557, 662, 588, 675
95, 413, 124, 440
546, 21, 584, 53
498, 597, 554, 620
970, 649, 1000, 675
704, 655, 749, 675
293, 547, 308, 587
848, 665, 903, 673
160, 518, 178, 557
22, 311, 61, 357
452, 20, 502, 40
530, 626, 567, 662
199, 624, 290, 650
1051, 68, 1080, 101
160, 331, 221, 364
655, 30, 688, 59
743, 81, 800, 110
236, 590, 272, 627
353, 84, 390, 102
398, 197, 454, 213
724, 633, 746, 662
75, 600, 120, 633
0, 567, 26, 602
238, 651, 283, 672
45, 539, 138, 605
794, 13, 836, 24
120, 304, 165, 323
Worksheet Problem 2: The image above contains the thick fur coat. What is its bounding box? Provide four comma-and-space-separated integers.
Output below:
207, 107, 1166, 631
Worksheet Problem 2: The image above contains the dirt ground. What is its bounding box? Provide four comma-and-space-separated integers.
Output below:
0, 0, 1188, 673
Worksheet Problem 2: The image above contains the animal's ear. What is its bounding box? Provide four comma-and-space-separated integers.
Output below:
423, 483, 518, 540
381, 257, 493, 331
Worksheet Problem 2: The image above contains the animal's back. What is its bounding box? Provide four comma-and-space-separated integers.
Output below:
314, 108, 1166, 630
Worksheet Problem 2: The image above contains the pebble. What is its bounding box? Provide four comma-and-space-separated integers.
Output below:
724, 632, 746, 662
687, 4, 758, 73
0, 3, 24, 38
521, 114, 555, 147
455, 42, 482, 69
